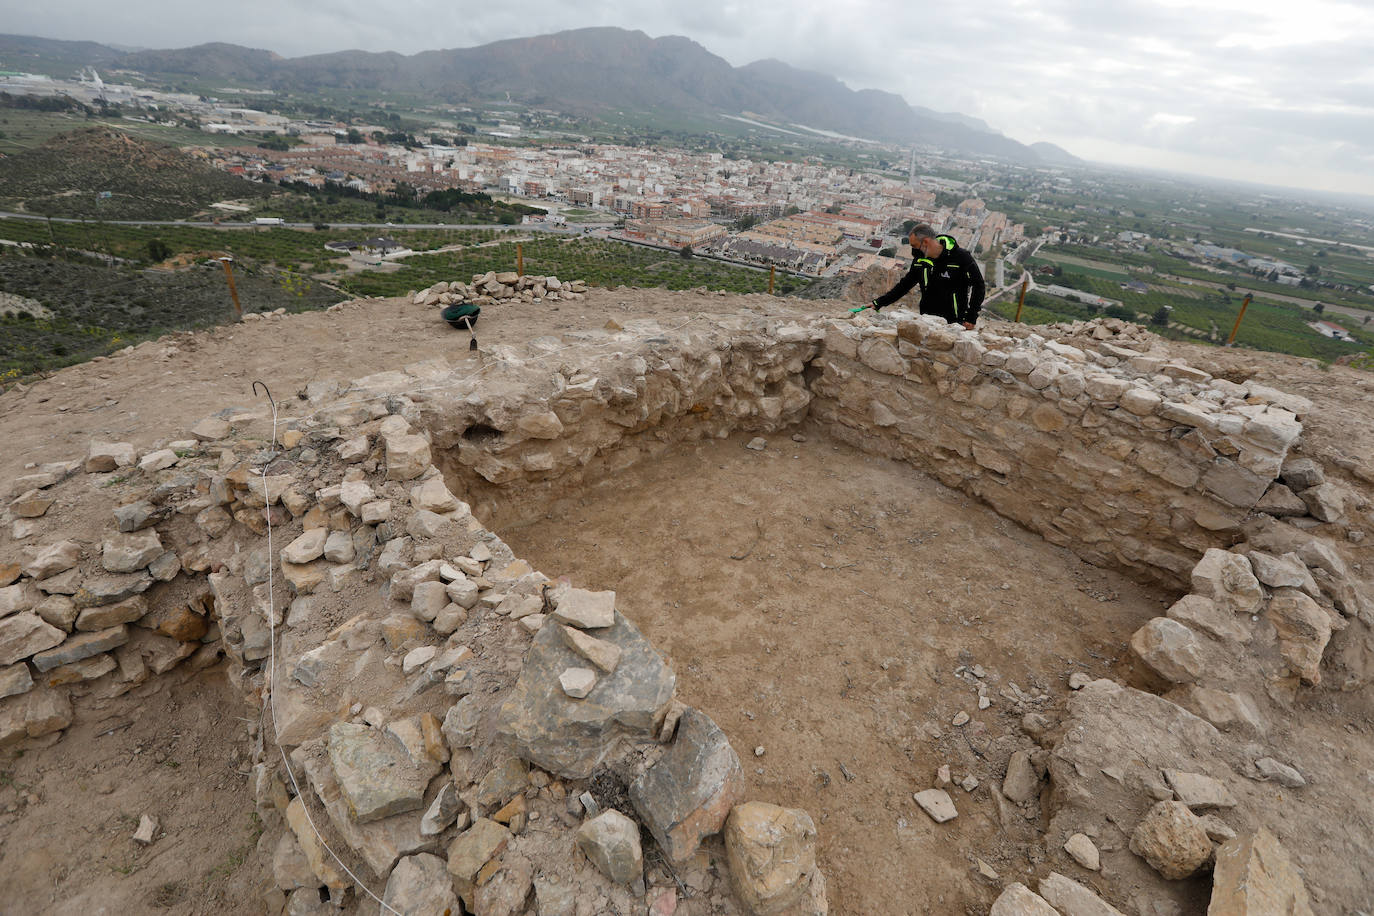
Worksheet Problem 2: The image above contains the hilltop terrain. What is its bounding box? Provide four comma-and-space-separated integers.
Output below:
0, 128, 270, 220
0, 284, 1372, 915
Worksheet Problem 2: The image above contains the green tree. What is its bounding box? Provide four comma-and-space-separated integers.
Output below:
679, 245, 693, 259
1151, 306, 1172, 326
346, 128, 364, 145
146, 239, 172, 262
1313, 303, 1325, 315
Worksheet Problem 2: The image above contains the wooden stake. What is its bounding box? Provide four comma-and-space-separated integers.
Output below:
517, 242, 524, 277
769, 265, 775, 295
218, 257, 243, 320
1226, 294, 1253, 346
1014, 277, 1029, 322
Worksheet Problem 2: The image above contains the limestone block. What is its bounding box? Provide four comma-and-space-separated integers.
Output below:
446, 818, 511, 903
75, 595, 146, 631
1266, 588, 1332, 685
1164, 685, 1265, 736
1279, 457, 1324, 490
327, 722, 439, 824
1298, 482, 1344, 522
410, 477, 460, 513
1037, 872, 1124, 915
552, 588, 615, 629
281, 528, 328, 565
0, 613, 67, 666
576, 810, 642, 885
1119, 387, 1162, 416
0, 686, 72, 746
21, 541, 82, 581
0, 582, 41, 619
1129, 618, 1206, 685
0, 662, 34, 699
517, 411, 564, 439
498, 611, 675, 779
1245, 551, 1318, 593
1129, 800, 1211, 880
989, 883, 1058, 916
386, 434, 432, 481
1163, 769, 1236, 809
1201, 459, 1270, 508
382, 853, 460, 916
1165, 595, 1250, 644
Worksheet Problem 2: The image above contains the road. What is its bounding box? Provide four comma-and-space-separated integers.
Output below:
0, 211, 614, 233
1243, 227, 1374, 255
1157, 273, 1373, 323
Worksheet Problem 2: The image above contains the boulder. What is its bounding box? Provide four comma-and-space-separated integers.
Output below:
381, 853, 460, 916
1298, 482, 1344, 522
1189, 549, 1263, 615
1129, 618, 1207, 685
498, 611, 675, 779
576, 810, 642, 885
724, 802, 824, 916
386, 434, 432, 481
630, 708, 745, 864
0, 583, 41, 619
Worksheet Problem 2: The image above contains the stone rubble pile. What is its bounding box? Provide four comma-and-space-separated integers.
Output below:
412, 274, 590, 308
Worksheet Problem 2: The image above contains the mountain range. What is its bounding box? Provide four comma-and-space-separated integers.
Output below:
0, 28, 1078, 164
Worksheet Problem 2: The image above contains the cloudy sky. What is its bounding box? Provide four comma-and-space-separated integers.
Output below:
10, 0, 1374, 197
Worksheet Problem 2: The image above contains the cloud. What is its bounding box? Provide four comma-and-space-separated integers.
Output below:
5, 0, 1372, 194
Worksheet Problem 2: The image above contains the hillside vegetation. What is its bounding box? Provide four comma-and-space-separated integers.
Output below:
0, 127, 270, 219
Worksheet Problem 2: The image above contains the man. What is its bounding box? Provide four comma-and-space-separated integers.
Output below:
868, 224, 985, 329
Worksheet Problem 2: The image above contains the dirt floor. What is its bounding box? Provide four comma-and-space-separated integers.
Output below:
2, 288, 1373, 914
0, 666, 268, 915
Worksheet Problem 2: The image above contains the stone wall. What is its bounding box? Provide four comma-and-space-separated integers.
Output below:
808, 314, 1308, 586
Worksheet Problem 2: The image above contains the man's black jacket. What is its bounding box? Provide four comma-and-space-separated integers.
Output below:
873, 234, 986, 324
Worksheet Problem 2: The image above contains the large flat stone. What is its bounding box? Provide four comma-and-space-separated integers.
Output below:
0, 613, 66, 666
21, 541, 82, 581
0, 687, 72, 746
327, 722, 440, 824
498, 610, 675, 779
1209, 827, 1315, 915
30, 625, 129, 672
101, 530, 164, 574
382, 853, 460, 916
630, 707, 744, 864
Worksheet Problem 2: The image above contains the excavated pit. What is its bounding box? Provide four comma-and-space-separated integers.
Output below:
493, 425, 1171, 914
